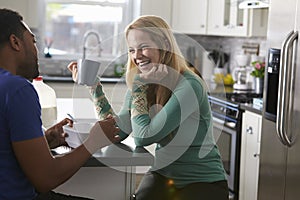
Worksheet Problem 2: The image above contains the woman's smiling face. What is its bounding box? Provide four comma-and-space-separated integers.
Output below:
127, 29, 161, 74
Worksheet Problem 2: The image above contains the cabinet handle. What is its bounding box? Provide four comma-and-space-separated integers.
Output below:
246, 126, 253, 134
254, 153, 259, 157
200, 24, 205, 28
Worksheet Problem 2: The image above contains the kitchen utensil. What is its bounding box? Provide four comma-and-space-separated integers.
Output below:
208, 47, 230, 74
67, 113, 77, 122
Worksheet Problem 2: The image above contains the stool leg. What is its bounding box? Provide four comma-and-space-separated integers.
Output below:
131, 194, 136, 200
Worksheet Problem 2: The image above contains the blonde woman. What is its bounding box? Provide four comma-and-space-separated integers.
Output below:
69, 15, 228, 200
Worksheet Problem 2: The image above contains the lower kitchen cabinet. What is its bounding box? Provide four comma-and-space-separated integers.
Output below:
54, 167, 134, 200
239, 111, 262, 200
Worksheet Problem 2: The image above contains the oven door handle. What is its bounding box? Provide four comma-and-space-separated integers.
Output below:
212, 117, 236, 135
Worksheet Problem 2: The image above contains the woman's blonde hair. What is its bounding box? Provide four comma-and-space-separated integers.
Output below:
125, 15, 193, 107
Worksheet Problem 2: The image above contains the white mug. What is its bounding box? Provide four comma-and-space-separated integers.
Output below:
77, 59, 101, 86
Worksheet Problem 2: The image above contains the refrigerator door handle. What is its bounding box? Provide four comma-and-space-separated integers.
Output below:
276, 31, 294, 145
283, 31, 298, 146
276, 30, 298, 147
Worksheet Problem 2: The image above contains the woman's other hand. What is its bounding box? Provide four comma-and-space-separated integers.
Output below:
140, 64, 168, 83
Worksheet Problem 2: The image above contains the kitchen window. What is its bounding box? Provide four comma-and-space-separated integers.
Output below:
44, 0, 134, 58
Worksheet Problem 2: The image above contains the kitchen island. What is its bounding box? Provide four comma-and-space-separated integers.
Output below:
53, 139, 153, 200
53, 98, 154, 200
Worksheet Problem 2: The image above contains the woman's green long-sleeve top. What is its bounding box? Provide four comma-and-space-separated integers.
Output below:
91, 71, 226, 188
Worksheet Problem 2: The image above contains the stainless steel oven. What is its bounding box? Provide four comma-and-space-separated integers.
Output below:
208, 95, 243, 200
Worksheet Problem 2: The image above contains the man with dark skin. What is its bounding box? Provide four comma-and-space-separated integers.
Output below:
0, 8, 120, 199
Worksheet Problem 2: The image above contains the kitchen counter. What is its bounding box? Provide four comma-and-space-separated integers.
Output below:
54, 98, 154, 199
43, 75, 125, 83
51, 138, 154, 167
39, 55, 126, 84
240, 97, 263, 115
207, 82, 263, 114
240, 103, 263, 115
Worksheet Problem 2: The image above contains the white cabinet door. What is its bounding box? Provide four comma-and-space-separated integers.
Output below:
0, 0, 42, 28
171, 0, 208, 34
239, 111, 262, 200
207, 0, 268, 37
208, 0, 248, 36
140, 0, 172, 25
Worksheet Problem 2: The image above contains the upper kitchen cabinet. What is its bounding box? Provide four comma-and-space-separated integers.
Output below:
0, 0, 43, 29
139, 0, 172, 25
207, 0, 268, 37
170, 0, 268, 37
171, 0, 208, 34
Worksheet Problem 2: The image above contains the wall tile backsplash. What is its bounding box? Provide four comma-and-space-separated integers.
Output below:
188, 35, 267, 73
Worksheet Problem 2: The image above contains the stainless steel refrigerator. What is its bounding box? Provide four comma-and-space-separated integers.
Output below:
258, 0, 300, 199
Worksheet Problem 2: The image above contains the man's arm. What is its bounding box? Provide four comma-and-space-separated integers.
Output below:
13, 118, 120, 193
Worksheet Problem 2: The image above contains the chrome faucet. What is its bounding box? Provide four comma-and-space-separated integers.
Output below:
83, 30, 102, 59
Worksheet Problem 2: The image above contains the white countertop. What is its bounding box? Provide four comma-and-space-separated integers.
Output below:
56, 98, 97, 120
55, 98, 154, 167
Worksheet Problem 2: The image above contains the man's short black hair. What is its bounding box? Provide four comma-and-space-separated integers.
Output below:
0, 8, 26, 45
